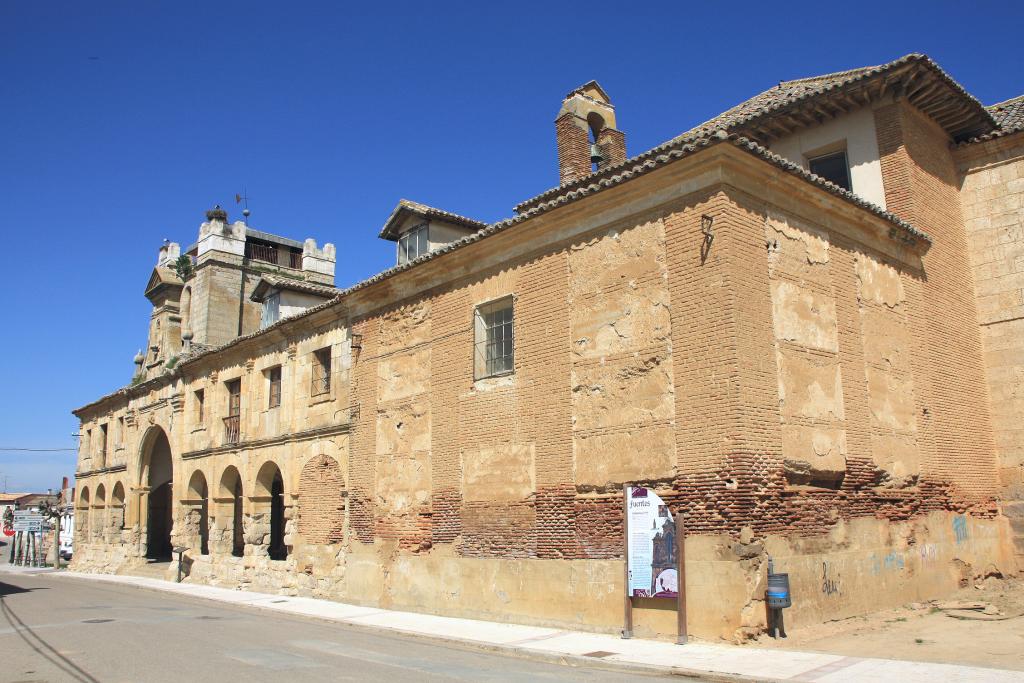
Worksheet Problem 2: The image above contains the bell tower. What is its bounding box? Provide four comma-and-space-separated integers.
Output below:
555, 81, 627, 185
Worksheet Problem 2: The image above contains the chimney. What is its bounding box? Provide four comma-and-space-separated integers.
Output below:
555, 81, 626, 185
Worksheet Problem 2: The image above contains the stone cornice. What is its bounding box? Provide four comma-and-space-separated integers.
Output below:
181, 422, 351, 460
75, 464, 128, 479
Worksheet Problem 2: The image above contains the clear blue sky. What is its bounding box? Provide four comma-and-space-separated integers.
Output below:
1, 1, 1021, 492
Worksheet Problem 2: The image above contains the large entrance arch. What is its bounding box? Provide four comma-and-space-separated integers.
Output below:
140, 426, 174, 560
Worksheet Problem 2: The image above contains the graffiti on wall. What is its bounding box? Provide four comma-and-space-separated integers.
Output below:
952, 515, 969, 545
821, 561, 841, 596
883, 552, 905, 571
919, 544, 938, 564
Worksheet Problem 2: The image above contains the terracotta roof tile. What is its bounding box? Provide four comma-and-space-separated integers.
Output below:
249, 274, 338, 302
517, 53, 995, 214
378, 199, 487, 240
988, 95, 1024, 131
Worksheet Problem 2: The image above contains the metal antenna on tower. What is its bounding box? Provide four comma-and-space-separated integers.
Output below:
235, 189, 251, 224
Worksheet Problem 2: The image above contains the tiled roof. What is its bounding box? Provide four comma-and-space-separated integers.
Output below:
378, 199, 487, 240
77, 59, 963, 417
0, 493, 32, 503
249, 274, 338, 302
988, 95, 1024, 131
681, 66, 878, 138
517, 53, 996, 214
75, 130, 931, 417
956, 94, 1024, 145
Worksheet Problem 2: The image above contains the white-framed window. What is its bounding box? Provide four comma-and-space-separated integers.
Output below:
807, 149, 852, 191
261, 291, 281, 329
474, 297, 514, 380
398, 224, 429, 265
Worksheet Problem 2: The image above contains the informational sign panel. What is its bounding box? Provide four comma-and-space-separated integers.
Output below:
13, 511, 44, 533
625, 486, 678, 598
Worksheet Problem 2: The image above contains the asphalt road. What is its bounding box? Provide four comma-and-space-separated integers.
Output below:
0, 571, 681, 683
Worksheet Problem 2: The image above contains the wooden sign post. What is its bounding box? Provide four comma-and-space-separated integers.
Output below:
622, 485, 687, 644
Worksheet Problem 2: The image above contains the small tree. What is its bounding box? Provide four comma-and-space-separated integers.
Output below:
172, 254, 194, 282
38, 491, 69, 568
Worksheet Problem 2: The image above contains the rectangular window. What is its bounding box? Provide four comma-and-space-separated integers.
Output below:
99, 424, 108, 462
84, 429, 92, 457
227, 380, 241, 416
474, 297, 514, 379
117, 416, 125, 447
397, 224, 430, 265
268, 366, 282, 408
261, 291, 281, 329
807, 150, 852, 192
311, 347, 331, 396
224, 380, 241, 444
195, 389, 205, 422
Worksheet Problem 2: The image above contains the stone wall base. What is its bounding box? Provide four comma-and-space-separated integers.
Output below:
69, 511, 1018, 642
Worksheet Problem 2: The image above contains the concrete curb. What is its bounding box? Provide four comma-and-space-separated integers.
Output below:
41, 569, 778, 682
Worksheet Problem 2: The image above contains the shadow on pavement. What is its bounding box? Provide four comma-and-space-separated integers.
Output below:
1, 581, 48, 596
1, 590, 99, 683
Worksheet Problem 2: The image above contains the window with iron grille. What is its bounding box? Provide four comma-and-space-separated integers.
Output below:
311, 348, 331, 396
474, 297, 514, 380
267, 366, 282, 408
227, 380, 241, 416
195, 389, 205, 422
397, 224, 429, 265
224, 380, 241, 444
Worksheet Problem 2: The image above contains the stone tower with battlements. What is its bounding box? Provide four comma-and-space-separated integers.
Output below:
134, 206, 336, 381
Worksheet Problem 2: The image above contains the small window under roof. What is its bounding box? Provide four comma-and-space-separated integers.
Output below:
808, 150, 852, 192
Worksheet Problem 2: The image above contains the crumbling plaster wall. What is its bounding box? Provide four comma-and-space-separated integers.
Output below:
957, 132, 1024, 563
73, 158, 1014, 642
874, 101, 1000, 502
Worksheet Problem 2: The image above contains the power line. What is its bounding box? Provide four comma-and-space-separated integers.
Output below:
0, 448, 77, 452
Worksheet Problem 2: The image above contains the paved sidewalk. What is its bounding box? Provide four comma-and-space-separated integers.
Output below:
4, 564, 1021, 682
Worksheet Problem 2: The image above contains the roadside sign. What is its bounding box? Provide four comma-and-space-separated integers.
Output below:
13, 511, 45, 533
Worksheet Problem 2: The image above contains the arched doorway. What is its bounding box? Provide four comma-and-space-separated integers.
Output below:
219, 466, 244, 557
187, 470, 209, 555
110, 482, 126, 539
78, 487, 91, 543
140, 427, 174, 560
255, 461, 287, 561
94, 484, 106, 542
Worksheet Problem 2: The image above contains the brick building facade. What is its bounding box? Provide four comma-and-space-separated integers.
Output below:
71, 54, 1023, 641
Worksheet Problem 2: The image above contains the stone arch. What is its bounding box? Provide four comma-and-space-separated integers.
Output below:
188, 469, 208, 498
110, 481, 126, 535
298, 454, 345, 544
180, 285, 192, 346
186, 469, 209, 555
94, 484, 106, 541
586, 111, 605, 142
219, 465, 244, 557
138, 425, 173, 560
78, 486, 91, 541
254, 460, 288, 560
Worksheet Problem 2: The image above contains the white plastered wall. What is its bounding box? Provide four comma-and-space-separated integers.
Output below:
279, 290, 331, 321
769, 106, 887, 210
